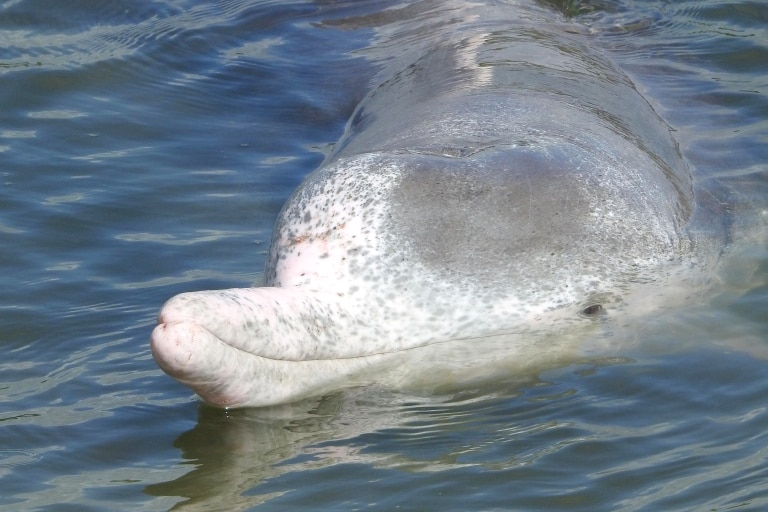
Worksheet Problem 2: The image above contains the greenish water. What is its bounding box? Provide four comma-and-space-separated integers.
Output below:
1, 0, 767, 510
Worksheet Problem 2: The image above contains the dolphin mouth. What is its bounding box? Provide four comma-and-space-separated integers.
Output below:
148, 288, 391, 408
148, 289, 618, 408
150, 316, 389, 409
148, 286, 606, 408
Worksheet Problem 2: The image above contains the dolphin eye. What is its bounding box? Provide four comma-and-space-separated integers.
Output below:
581, 304, 604, 318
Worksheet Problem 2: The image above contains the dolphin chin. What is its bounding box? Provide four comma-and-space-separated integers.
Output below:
151, 1, 708, 408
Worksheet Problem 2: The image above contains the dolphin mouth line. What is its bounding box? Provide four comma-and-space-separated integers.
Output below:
153, 321, 396, 365
153, 319, 592, 366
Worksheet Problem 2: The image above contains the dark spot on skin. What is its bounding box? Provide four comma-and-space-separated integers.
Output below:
581, 304, 603, 318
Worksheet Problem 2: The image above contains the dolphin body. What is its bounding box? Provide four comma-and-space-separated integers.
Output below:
151, 0, 700, 408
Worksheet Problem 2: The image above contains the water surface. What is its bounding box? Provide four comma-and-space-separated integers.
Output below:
1, 0, 767, 510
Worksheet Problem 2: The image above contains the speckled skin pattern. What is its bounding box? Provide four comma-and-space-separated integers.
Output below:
151, 1, 702, 408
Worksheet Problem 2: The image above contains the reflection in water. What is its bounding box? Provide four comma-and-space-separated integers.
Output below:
144, 349, 768, 510
145, 390, 411, 509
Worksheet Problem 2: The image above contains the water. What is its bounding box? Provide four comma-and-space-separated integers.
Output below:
1, 0, 766, 510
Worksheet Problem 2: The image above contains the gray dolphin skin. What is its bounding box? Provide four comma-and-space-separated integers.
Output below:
151, 0, 702, 408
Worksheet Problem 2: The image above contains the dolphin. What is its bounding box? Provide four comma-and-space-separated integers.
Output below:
151, 0, 702, 408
